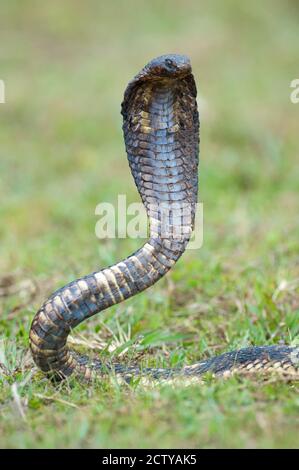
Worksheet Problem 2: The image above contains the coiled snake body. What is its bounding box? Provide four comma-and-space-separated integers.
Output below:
30, 55, 299, 383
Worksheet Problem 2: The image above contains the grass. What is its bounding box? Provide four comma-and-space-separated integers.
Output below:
0, 0, 299, 449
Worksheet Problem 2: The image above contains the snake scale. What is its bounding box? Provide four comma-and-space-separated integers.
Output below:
29, 54, 299, 384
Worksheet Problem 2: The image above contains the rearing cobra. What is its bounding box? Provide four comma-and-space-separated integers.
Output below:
29, 54, 299, 383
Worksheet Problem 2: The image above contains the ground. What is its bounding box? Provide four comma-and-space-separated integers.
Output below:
0, 0, 298, 448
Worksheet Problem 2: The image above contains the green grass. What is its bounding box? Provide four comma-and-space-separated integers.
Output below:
0, 0, 299, 449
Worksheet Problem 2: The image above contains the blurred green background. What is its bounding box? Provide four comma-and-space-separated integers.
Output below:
0, 0, 298, 449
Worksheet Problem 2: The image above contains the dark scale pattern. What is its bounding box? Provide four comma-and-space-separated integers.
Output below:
29, 54, 298, 383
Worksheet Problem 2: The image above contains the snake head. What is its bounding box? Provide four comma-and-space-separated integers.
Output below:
144, 54, 192, 79
121, 54, 196, 119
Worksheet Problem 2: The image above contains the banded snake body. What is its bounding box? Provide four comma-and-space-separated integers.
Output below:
29, 55, 299, 384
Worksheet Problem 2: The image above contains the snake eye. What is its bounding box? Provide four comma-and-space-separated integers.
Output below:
165, 58, 176, 70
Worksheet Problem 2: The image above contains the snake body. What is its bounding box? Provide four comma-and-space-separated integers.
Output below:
29, 55, 299, 383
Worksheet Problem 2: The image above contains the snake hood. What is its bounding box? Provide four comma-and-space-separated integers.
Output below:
121, 54, 198, 120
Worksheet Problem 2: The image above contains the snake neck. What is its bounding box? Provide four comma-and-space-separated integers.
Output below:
29, 77, 199, 379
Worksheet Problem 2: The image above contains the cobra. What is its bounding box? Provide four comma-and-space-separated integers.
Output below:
29, 54, 299, 383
